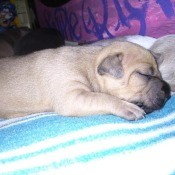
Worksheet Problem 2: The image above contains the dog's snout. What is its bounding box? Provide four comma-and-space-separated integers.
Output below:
133, 79, 171, 114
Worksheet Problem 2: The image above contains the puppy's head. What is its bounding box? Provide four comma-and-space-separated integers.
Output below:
96, 41, 170, 114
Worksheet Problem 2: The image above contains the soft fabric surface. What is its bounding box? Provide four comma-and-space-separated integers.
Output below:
0, 95, 175, 175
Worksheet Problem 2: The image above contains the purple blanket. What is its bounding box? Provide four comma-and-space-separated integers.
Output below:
35, 0, 175, 43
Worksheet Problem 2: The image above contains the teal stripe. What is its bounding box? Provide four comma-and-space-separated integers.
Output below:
2, 131, 175, 175
1, 118, 175, 164
58, 131, 175, 165
170, 171, 175, 175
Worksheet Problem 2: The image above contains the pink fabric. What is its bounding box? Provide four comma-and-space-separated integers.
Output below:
35, 0, 175, 43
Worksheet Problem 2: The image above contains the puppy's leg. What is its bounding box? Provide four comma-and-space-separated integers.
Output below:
54, 90, 145, 121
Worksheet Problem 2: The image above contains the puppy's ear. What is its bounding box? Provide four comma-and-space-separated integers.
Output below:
149, 50, 163, 66
97, 53, 124, 78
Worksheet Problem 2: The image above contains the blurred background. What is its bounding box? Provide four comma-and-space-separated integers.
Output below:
0, 0, 71, 31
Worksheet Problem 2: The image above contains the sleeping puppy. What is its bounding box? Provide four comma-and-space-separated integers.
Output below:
150, 35, 175, 95
0, 41, 170, 120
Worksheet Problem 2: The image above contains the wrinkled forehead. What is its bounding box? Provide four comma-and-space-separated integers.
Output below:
98, 41, 157, 65
122, 52, 160, 76
122, 48, 156, 66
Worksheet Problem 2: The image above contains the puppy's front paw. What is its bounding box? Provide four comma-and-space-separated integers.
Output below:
117, 101, 146, 121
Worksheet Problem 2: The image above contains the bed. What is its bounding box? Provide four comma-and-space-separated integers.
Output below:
1, 0, 175, 174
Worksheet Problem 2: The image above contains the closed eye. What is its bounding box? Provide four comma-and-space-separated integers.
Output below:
136, 71, 152, 80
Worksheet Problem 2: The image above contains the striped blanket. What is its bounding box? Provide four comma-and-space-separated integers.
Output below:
0, 96, 175, 175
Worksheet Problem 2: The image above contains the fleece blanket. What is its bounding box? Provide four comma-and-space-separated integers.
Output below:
0, 95, 175, 175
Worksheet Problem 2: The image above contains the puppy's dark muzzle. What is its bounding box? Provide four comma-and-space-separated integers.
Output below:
161, 81, 171, 100
135, 78, 171, 114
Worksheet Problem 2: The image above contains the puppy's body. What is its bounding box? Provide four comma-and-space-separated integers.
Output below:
0, 42, 170, 120
150, 35, 175, 94
0, 46, 97, 117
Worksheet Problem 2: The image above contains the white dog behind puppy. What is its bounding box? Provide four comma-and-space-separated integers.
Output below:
150, 35, 175, 94
91, 35, 156, 49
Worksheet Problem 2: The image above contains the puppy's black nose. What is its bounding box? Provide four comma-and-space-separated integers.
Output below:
161, 81, 171, 102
